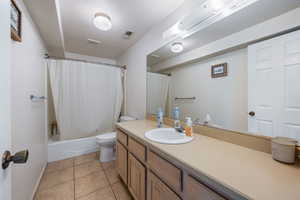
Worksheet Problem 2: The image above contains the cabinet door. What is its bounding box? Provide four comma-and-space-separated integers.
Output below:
148, 172, 181, 200
186, 176, 226, 200
116, 141, 127, 184
128, 153, 146, 200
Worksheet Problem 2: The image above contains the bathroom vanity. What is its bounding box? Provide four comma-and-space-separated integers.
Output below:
116, 119, 300, 200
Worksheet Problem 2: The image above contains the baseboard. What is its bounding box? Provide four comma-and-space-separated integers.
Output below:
31, 164, 46, 200
48, 136, 99, 162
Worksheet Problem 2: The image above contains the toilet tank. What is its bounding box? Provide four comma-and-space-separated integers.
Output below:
120, 116, 136, 122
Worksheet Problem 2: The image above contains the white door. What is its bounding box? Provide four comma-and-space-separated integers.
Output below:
0, 0, 12, 200
248, 30, 300, 141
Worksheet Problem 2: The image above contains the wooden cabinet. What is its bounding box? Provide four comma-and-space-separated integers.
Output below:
148, 172, 181, 200
128, 137, 146, 162
148, 151, 182, 193
186, 176, 226, 200
116, 128, 228, 200
116, 141, 127, 184
117, 130, 128, 146
128, 153, 146, 200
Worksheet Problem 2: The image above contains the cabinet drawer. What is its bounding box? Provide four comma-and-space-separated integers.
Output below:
117, 129, 128, 146
128, 137, 146, 162
148, 151, 182, 192
186, 176, 226, 200
148, 172, 181, 200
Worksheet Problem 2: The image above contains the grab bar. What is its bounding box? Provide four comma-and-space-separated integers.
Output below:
30, 95, 47, 102
174, 97, 196, 101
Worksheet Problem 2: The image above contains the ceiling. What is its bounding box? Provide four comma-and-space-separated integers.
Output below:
148, 0, 300, 67
24, 0, 65, 57
25, 0, 184, 59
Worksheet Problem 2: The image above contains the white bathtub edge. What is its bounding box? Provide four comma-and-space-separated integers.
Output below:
48, 136, 98, 162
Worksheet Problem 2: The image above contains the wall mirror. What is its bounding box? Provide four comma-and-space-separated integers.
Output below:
146, 0, 300, 141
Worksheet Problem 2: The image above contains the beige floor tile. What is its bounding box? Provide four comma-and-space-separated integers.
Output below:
75, 171, 110, 199
75, 160, 103, 179
105, 168, 120, 185
102, 160, 116, 171
74, 152, 98, 165
36, 181, 74, 200
76, 186, 116, 200
112, 182, 133, 200
45, 158, 74, 174
39, 167, 74, 191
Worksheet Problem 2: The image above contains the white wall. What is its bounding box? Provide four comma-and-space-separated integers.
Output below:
11, 1, 47, 200
117, 1, 197, 119
65, 52, 116, 65
117, 7, 300, 119
167, 49, 248, 132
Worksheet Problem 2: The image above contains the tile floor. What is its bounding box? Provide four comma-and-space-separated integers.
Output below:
35, 152, 133, 200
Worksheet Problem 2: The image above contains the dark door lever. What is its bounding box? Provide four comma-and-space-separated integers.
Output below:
249, 111, 256, 117
2, 150, 29, 170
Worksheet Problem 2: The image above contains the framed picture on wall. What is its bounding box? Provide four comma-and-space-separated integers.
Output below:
211, 63, 228, 78
11, 0, 22, 42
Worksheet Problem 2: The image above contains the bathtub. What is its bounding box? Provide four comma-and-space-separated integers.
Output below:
48, 136, 98, 162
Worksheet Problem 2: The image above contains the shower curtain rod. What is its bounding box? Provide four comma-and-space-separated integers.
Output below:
45, 54, 127, 69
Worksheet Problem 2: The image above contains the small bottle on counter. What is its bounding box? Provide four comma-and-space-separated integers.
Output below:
185, 117, 193, 137
157, 108, 164, 128
173, 107, 181, 129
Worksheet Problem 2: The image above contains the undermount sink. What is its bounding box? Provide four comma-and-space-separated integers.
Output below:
145, 128, 194, 144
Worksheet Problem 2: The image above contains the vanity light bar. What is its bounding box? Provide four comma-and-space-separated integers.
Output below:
182, 0, 260, 39
163, 0, 260, 41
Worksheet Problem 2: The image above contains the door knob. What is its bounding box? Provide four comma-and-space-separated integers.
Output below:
249, 111, 256, 117
2, 150, 29, 170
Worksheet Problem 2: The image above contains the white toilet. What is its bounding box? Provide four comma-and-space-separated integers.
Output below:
96, 116, 136, 162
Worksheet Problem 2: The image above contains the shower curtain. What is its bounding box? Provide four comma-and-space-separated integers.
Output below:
147, 72, 170, 115
48, 59, 123, 140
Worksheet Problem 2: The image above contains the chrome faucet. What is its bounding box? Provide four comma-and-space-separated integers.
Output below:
193, 118, 203, 126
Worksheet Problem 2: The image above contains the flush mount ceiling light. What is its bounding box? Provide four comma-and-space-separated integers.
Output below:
93, 12, 112, 31
171, 42, 184, 53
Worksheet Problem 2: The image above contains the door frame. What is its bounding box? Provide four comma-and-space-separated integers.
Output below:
0, 0, 12, 200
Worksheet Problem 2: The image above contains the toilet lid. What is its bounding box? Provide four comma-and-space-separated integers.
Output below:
96, 132, 116, 140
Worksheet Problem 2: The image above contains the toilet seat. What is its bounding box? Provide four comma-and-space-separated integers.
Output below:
96, 132, 116, 143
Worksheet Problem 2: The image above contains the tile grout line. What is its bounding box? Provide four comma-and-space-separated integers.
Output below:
74, 153, 114, 200
38, 167, 74, 192
42, 153, 111, 200
73, 159, 75, 200
102, 162, 118, 200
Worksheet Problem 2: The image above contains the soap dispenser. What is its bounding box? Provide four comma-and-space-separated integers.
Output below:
185, 117, 193, 137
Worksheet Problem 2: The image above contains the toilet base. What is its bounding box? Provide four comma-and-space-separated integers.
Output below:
99, 145, 116, 162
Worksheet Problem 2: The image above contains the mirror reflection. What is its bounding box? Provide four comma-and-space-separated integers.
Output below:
147, 49, 248, 133
147, 0, 300, 142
